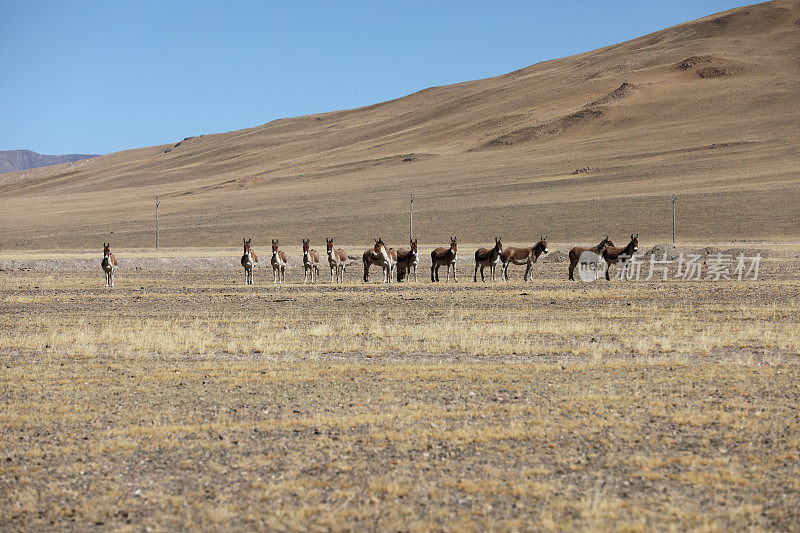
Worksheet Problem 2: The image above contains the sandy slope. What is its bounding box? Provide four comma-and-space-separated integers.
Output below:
1, 0, 798, 248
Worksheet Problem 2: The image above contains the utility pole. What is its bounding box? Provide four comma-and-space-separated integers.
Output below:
155, 196, 161, 249
409, 192, 415, 242
672, 194, 676, 244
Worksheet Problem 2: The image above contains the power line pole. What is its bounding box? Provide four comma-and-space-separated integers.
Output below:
409, 192, 414, 241
672, 194, 676, 244
155, 196, 161, 249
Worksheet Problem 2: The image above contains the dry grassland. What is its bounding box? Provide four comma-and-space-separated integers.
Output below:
1, 254, 799, 531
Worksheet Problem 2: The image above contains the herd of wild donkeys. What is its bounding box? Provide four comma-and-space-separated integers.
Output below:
101, 235, 640, 287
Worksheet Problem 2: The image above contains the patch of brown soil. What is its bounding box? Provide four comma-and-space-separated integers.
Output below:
673, 56, 743, 78
698, 66, 737, 78
587, 82, 640, 106
675, 55, 721, 70
571, 166, 606, 175
482, 107, 606, 148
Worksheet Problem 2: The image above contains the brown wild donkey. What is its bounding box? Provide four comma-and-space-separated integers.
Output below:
362, 238, 394, 283
568, 236, 612, 281
302, 239, 320, 283
602, 234, 639, 280
326, 238, 347, 283
271, 239, 288, 284
500, 236, 548, 281
241, 238, 258, 285
474, 238, 503, 282
395, 239, 419, 282
102, 242, 118, 287
431, 237, 458, 282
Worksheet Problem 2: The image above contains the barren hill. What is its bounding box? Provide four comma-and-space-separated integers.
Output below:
1, 0, 798, 249
0, 150, 98, 174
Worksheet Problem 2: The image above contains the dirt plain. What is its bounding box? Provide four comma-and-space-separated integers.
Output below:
1, 245, 798, 531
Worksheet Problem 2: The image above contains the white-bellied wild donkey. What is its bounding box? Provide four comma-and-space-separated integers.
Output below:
474, 237, 503, 282
568, 236, 612, 281
362, 238, 394, 283
102, 242, 118, 287
302, 239, 320, 283
271, 239, 288, 284
395, 239, 419, 282
326, 238, 347, 283
241, 238, 258, 285
431, 237, 458, 282
602, 234, 639, 281
501, 236, 548, 281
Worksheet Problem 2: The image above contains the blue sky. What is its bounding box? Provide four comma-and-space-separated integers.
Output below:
1, 1, 749, 155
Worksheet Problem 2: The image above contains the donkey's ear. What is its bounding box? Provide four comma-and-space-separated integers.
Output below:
631, 234, 634, 240
636, 234, 639, 238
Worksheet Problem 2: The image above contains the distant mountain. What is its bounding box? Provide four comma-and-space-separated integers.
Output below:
0, 150, 98, 174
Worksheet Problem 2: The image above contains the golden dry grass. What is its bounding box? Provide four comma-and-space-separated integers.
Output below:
1, 255, 799, 530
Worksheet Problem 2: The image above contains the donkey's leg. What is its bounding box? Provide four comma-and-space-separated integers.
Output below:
524, 263, 532, 282
474, 264, 478, 282
568, 260, 576, 281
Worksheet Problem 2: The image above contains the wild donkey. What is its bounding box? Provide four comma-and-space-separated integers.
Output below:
362, 239, 394, 283
474, 237, 503, 282
431, 237, 458, 282
602, 234, 639, 280
326, 238, 347, 283
271, 239, 288, 284
395, 239, 419, 282
241, 238, 258, 285
302, 239, 320, 283
501, 236, 548, 281
568, 236, 612, 281
101, 242, 118, 287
